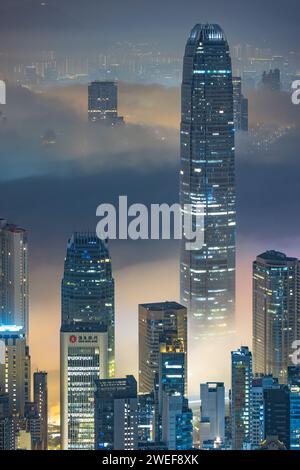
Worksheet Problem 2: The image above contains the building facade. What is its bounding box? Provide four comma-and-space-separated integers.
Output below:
231, 346, 252, 450
0, 220, 28, 336
0, 330, 30, 417
61, 232, 115, 377
180, 24, 236, 340
138, 302, 187, 394
161, 394, 193, 450
200, 382, 225, 445
94, 375, 138, 450
251, 375, 279, 449
232, 77, 248, 131
33, 371, 48, 450
290, 384, 300, 450
264, 385, 290, 449
88, 81, 124, 125
60, 324, 108, 450
253, 251, 300, 383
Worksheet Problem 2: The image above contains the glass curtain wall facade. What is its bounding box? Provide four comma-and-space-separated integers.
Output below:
61, 232, 115, 377
180, 24, 236, 340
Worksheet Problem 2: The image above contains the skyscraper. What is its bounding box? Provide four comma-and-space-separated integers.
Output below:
94, 375, 138, 450
158, 340, 186, 411
33, 371, 48, 450
0, 329, 30, 417
161, 394, 193, 450
0, 220, 28, 336
137, 392, 155, 445
253, 251, 300, 383
232, 77, 248, 131
60, 324, 108, 450
200, 382, 225, 445
138, 302, 187, 394
180, 24, 236, 340
264, 385, 290, 449
231, 346, 252, 450
251, 374, 279, 449
61, 232, 115, 377
88, 81, 124, 125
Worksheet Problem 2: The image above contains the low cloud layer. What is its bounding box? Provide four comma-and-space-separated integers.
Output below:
1, 82, 300, 417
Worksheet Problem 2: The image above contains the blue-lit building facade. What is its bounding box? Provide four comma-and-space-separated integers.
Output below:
231, 346, 252, 450
61, 232, 115, 377
158, 340, 185, 410
290, 384, 300, 450
180, 24, 236, 340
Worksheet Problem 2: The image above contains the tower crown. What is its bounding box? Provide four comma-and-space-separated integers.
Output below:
189, 23, 227, 44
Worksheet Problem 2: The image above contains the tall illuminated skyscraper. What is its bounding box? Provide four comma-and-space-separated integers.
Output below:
253, 251, 300, 383
0, 329, 31, 417
0, 220, 28, 336
231, 346, 252, 450
180, 24, 236, 339
61, 232, 115, 377
60, 324, 108, 450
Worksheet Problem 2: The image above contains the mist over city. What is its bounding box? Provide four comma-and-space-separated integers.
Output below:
1, 0, 300, 457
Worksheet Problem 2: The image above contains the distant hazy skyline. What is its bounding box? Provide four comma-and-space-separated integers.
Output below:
1, 0, 300, 56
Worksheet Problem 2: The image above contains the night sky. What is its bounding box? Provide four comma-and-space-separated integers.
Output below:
1, 0, 300, 422
1, 0, 300, 53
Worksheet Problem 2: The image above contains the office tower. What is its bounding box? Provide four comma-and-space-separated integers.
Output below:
60, 324, 108, 450
290, 384, 300, 450
138, 302, 187, 394
251, 375, 279, 449
262, 69, 281, 91
33, 371, 48, 450
231, 346, 252, 450
154, 339, 187, 444
0, 220, 29, 336
232, 77, 248, 131
88, 81, 124, 125
264, 385, 290, 449
200, 382, 225, 446
61, 232, 115, 377
253, 251, 300, 383
94, 375, 138, 450
180, 24, 236, 340
24, 402, 41, 450
0, 393, 15, 450
137, 392, 155, 445
158, 340, 186, 410
0, 329, 30, 417
161, 394, 193, 450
